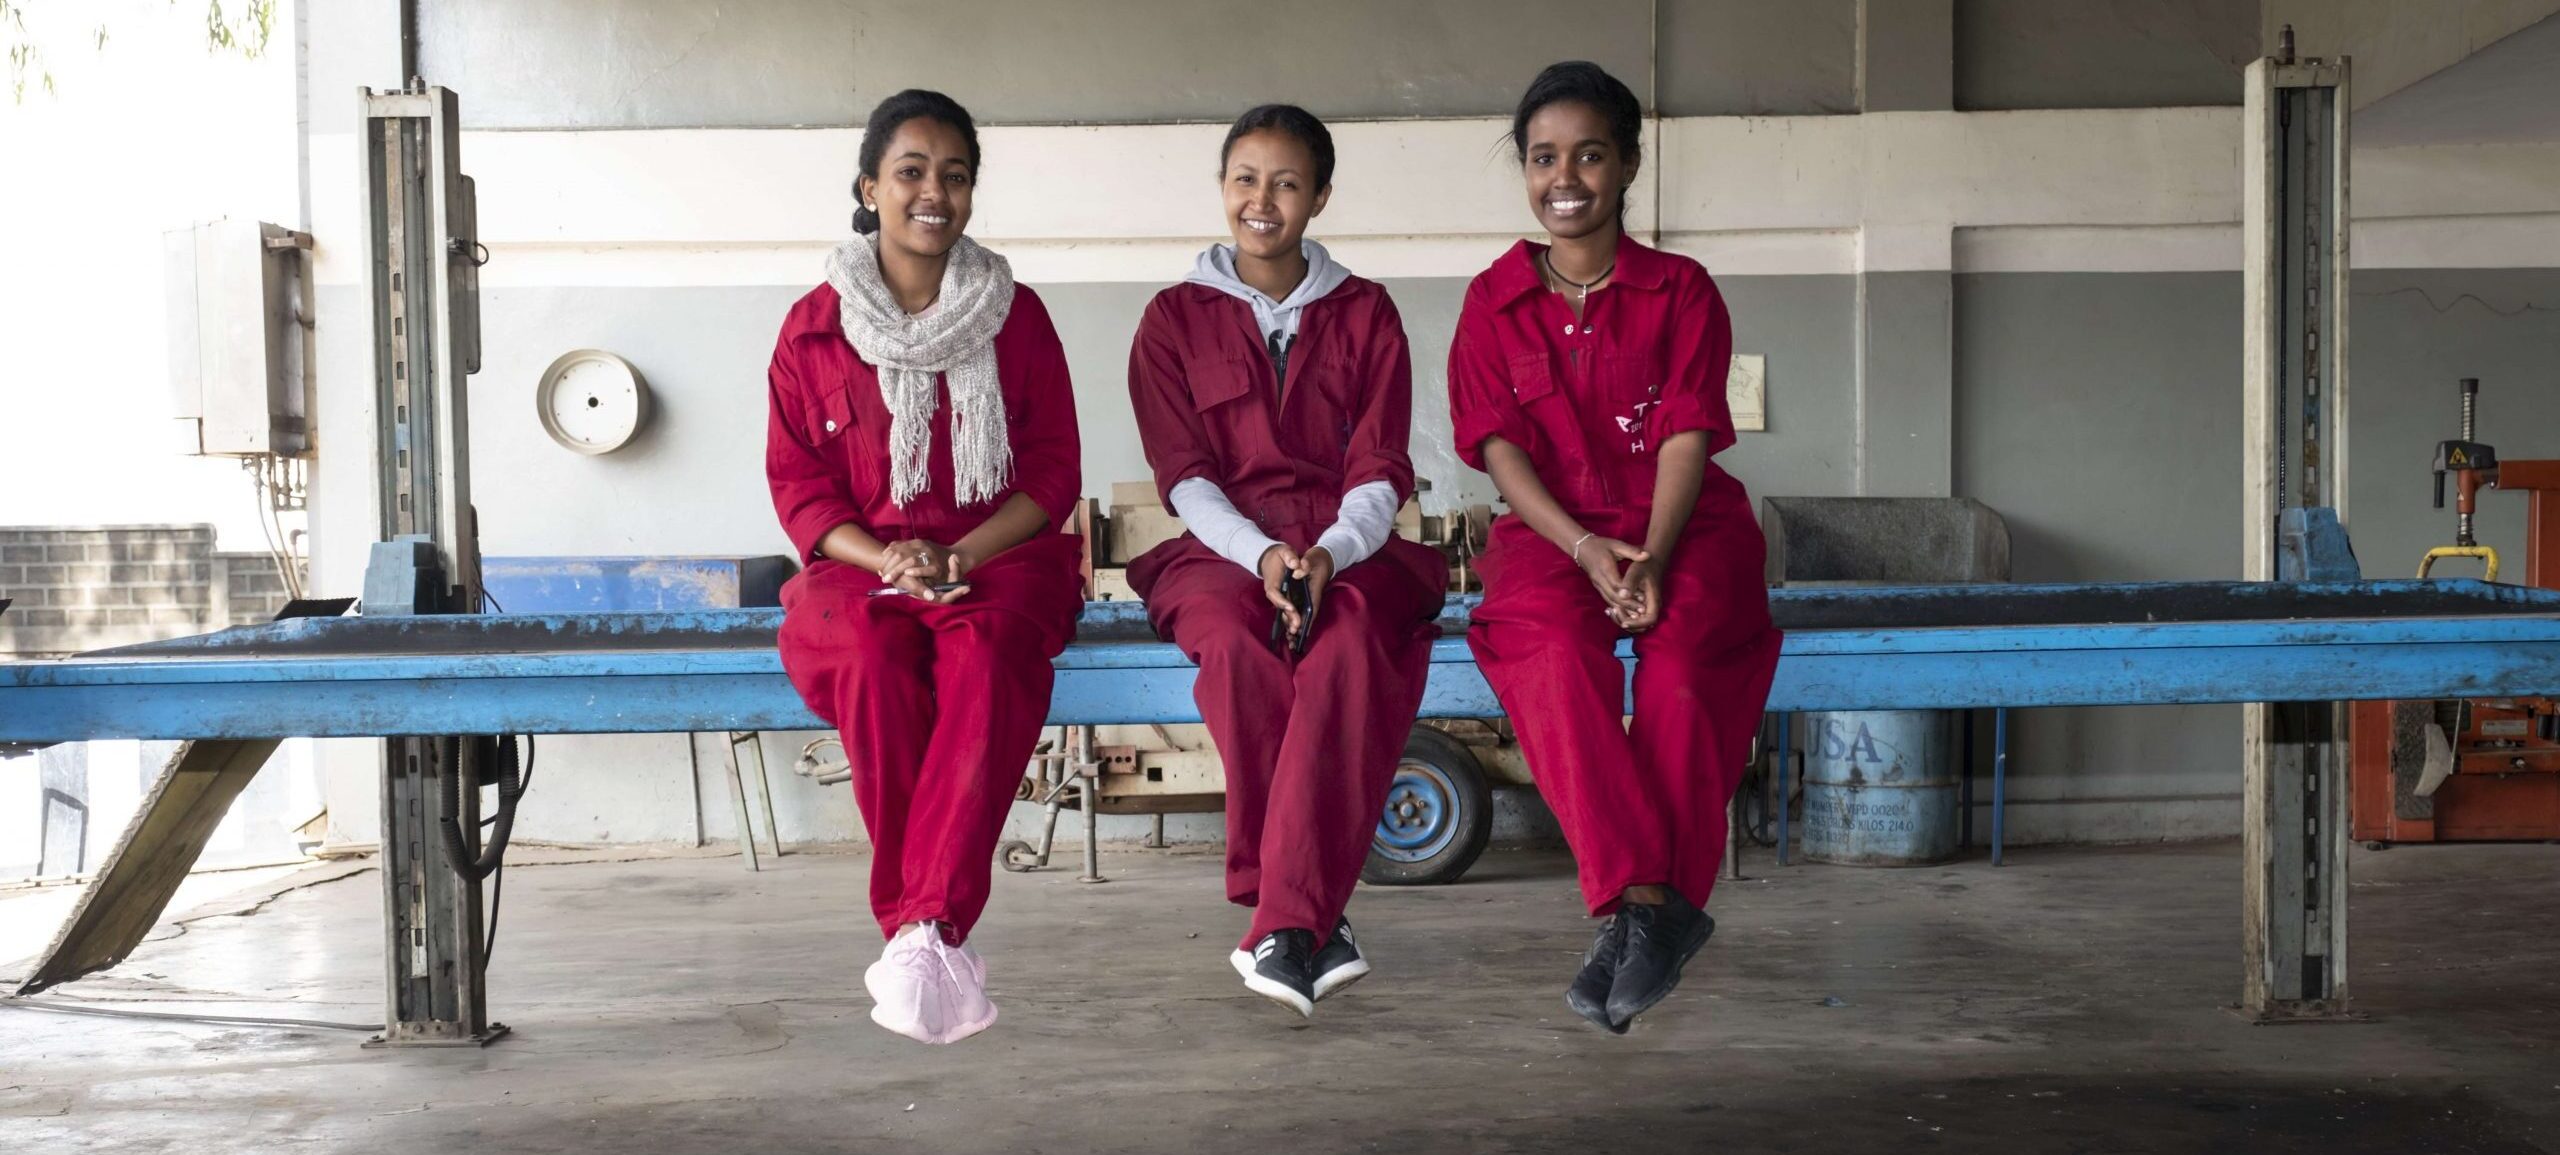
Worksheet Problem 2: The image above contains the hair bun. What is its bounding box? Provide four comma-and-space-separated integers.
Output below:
852, 204, 881, 234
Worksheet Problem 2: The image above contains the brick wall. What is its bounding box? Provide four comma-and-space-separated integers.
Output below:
0, 525, 299, 656
223, 546, 296, 624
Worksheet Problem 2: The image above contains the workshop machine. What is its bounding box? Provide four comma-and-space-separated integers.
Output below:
2352, 378, 2560, 843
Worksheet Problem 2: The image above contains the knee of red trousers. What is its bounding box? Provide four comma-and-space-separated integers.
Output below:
1471, 612, 1622, 699
1296, 582, 1414, 672
782, 596, 937, 725
928, 604, 1062, 684
1175, 602, 1295, 693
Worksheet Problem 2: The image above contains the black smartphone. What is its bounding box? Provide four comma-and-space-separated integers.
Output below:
1271, 572, 1315, 654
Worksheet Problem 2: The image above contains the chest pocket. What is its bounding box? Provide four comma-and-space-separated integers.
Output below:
1506, 353, 1558, 404
803, 382, 856, 446
1187, 355, 1258, 411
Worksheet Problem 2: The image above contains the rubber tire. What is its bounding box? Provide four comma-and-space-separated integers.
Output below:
1361, 728, 1494, 886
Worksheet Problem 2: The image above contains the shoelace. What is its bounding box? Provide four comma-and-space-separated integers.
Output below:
920, 926, 978, 993
1585, 915, 1622, 965
1621, 907, 1662, 951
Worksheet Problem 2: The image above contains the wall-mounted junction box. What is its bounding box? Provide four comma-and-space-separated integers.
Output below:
164, 219, 313, 457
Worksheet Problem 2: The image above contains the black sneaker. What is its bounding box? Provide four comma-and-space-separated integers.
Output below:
1230, 929, 1317, 1018
1604, 893, 1716, 1026
1564, 914, 1630, 1034
1310, 917, 1371, 1002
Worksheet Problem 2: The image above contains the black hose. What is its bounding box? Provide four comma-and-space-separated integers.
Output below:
438, 734, 530, 883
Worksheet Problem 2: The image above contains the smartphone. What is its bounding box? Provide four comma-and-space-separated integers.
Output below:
869, 581, 966, 597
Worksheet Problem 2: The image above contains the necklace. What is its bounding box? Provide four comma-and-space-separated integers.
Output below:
1543, 251, 1614, 308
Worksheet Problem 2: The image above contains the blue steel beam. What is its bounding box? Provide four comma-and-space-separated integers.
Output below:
7, 612, 2560, 743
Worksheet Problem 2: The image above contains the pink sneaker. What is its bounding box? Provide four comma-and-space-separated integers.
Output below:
864, 922, 998, 1045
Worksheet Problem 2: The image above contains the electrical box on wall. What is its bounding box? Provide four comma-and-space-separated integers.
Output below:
164, 219, 313, 457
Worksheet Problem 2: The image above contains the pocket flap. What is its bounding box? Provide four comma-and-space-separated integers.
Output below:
1189, 356, 1257, 410
805, 385, 855, 444
1506, 353, 1558, 402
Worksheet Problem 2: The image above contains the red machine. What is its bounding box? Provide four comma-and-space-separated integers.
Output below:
2352, 378, 2560, 843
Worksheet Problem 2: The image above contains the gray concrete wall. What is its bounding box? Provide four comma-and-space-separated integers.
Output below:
1662, 0, 1860, 116
419, 0, 1651, 127
2342, 269, 2560, 577
417, 0, 1878, 127
1954, 272, 2246, 842
1953, 267, 2560, 843
406, 0, 2315, 127
1956, 0, 2260, 110
416, 0, 2285, 126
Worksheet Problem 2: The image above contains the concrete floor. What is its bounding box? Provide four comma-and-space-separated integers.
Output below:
2, 839, 2555, 1154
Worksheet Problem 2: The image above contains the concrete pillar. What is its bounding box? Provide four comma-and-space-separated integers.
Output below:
1854, 226, 1954, 497
1852, 4, 1955, 496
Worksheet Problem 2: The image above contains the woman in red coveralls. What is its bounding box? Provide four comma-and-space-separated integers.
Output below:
1447, 63, 1781, 1034
766, 90, 1083, 1046
1125, 105, 1448, 1018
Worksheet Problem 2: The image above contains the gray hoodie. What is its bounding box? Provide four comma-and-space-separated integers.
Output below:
1183, 239, 1352, 346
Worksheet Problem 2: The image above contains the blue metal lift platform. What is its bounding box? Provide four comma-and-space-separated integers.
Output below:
5, 577, 2558, 1029
8, 580, 2560, 743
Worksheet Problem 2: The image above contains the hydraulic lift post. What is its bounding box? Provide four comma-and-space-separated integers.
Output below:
2239, 31, 2354, 1021
359, 84, 503, 1046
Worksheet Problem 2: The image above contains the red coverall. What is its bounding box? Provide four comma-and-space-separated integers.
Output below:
766, 282, 1085, 942
1447, 235, 1781, 916
1125, 277, 1449, 949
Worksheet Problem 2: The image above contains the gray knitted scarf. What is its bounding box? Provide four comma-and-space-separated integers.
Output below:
825, 235, 1017, 508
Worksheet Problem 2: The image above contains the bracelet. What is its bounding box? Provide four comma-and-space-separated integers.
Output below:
1569, 532, 1597, 564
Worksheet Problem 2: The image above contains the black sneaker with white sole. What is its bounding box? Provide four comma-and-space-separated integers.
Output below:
1310, 917, 1370, 1002
1230, 929, 1317, 1018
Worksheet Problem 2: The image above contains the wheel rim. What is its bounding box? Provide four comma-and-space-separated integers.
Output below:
1373, 758, 1462, 864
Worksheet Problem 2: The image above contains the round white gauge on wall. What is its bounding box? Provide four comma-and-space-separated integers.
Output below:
535, 349, 652, 455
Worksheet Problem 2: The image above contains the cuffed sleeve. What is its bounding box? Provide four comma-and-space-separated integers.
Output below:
1642, 267, 1738, 457
765, 333, 866, 563
1002, 288, 1083, 529
1447, 286, 1538, 471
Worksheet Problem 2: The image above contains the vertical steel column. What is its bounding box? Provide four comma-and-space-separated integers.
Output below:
362, 85, 502, 1047
2240, 42, 2354, 1020
1773, 713, 1792, 866
1991, 708, 2009, 867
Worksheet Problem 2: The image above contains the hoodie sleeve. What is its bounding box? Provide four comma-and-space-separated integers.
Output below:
1641, 265, 1739, 458
1169, 477, 1282, 573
